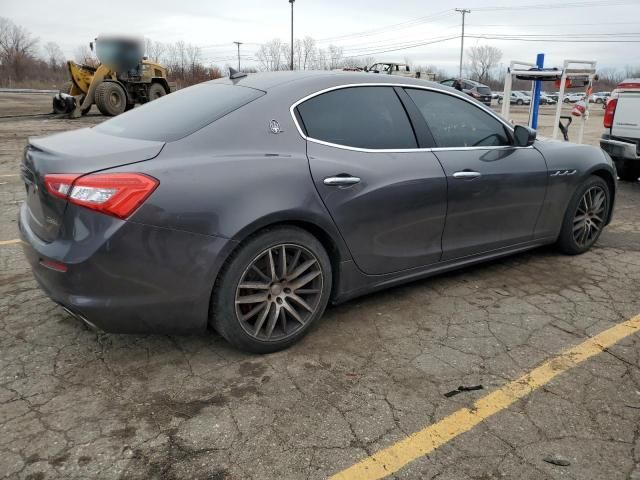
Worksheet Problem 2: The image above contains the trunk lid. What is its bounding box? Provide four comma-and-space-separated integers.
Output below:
21, 128, 164, 242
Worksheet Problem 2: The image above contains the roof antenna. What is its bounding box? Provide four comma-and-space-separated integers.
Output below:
229, 67, 247, 80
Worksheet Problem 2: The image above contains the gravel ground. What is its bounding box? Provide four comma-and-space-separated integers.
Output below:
1, 92, 639, 480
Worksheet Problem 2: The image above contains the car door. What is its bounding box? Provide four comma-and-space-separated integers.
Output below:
404, 88, 548, 261
294, 85, 447, 275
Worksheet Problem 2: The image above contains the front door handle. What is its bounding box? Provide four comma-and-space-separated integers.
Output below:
323, 175, 361, 186
453, 171, 482, 180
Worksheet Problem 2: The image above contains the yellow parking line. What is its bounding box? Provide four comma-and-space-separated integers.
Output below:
0, 239, 21, 246
0, 174, 19, 177
330, 314, 640, 480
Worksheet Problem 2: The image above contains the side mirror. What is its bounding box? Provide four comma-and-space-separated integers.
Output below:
514, 125, 536, 147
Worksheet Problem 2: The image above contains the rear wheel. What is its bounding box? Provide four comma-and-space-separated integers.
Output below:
516, 99, 524, 105
615, 160, 640, 182
148, 82, 167, 101
211, 227, 332, 353
94, 81, 127, 116
556, 176, 610, 255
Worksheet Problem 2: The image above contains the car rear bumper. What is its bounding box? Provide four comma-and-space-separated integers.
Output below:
19, 203, 232, 334
600, 134, 640, 161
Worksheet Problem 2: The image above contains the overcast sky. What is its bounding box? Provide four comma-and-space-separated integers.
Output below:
3, 0, 640, 73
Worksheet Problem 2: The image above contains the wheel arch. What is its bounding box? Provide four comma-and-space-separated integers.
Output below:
207, 214, 351, 322
150, 78, 170, 94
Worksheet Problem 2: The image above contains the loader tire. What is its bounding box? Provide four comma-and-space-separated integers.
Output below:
148, 82, 167, 101
94, 81, 127, 116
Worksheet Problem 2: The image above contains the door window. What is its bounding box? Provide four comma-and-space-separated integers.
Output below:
406, 89, 511, 148
296, 86, 417, 149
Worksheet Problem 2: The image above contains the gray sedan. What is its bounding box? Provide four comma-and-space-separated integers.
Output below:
20, 71, 616, 353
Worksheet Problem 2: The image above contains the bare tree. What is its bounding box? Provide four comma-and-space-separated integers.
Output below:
466, 45, 502, 83
327, 44, 344, 70
145, 39, 165, 63
256, 38, 285, 71
43, 41, 65, 69
301, 36, 316, 70
74, 44, 96, 65
0, 17, 39, 81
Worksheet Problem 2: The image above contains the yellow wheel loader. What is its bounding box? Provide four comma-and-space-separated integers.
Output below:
53, 36, 176, 118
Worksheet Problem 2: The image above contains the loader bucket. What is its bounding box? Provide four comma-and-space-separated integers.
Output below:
52, 93, 77, 114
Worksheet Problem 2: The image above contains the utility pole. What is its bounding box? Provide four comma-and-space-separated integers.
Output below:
455, 8, 470, 79
289, 0, 295, 70
233, 41, 243, 71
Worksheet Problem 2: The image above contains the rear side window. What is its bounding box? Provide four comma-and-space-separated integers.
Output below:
95, 83, 264, 142
296, 86, 417, 149
405, 89, 511, 148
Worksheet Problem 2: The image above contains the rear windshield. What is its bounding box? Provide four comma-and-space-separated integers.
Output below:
94, 83, 265, 142
477, 86, 492, 95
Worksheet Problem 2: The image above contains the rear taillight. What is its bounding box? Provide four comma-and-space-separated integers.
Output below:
44, 173, 159, 219
604, 98, 618, 129
471, 91, 481, 98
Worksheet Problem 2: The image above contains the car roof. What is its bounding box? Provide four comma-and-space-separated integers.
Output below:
208, 70, 448, 94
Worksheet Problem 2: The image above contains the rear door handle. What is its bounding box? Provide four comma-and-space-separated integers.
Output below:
323, 175, 361, 186
453, 171, 482, 180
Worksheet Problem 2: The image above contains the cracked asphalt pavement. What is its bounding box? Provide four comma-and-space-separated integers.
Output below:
1, 94, 640, 479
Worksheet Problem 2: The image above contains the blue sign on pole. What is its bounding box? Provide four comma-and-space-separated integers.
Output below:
530, 53, 544, 129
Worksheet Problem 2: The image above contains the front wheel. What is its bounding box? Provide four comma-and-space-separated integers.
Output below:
556, 176, 610, 255
211, 227, 332, 353
94, 81, 127, 116
147, 82, 167, 102
516, 99, 524, 105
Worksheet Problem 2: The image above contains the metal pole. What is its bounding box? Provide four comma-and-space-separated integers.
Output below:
289, 0, 295, 71
530, 53, 544, 129
233, 41, 243, 71
455, 8, 470, 78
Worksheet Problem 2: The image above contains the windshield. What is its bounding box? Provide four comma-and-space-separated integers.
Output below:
95, 83, 265, 142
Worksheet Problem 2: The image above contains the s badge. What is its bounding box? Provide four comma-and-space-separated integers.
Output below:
269, 119, 282, 134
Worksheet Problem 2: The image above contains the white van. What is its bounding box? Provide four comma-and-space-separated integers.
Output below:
600, 79, 640, 181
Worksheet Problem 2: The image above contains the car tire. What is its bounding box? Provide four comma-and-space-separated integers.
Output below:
596, 98, 603, 104
615, 160, 640, 182
211, 226, 332, 353
556, 176, 610, 255
94, 81, 127, 116
563, 98, 570, 103
516, 99, 524, 105
498, 98, 503, 105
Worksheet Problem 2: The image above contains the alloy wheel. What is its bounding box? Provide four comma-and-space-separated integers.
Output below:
234, 244, 324, 341
573, 185, 607, 247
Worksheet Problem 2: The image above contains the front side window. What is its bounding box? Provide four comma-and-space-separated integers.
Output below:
405, 89, 511, 148
296, 86, 417, 149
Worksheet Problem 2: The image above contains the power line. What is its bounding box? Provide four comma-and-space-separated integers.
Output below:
473, 0, 639, 11
315, 9, 455, 43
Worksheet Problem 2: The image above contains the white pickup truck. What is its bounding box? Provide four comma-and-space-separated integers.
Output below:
600, 79, 640, 181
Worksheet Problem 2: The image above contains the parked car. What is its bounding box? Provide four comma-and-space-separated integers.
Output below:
600, 79, 640, 181
589, 91, 611, 104
20, 72, 616, 353
440, 78, 493, 106
543, 91, 559, 102
498, 91, 531, 105
539, 93, 557, 105
365, 62, 435, 81
563, 92, 586, 103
